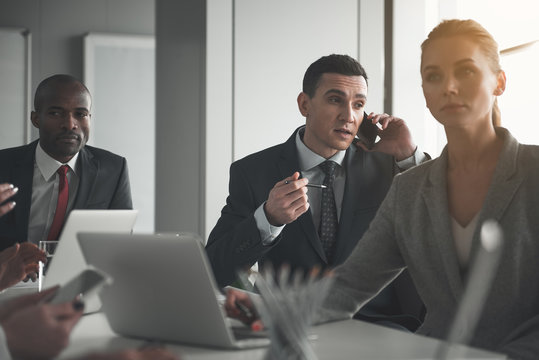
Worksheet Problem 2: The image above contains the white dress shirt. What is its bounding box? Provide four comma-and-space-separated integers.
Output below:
27, 142, 80, 245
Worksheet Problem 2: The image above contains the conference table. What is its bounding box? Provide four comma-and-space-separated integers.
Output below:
58, 312, 507, 360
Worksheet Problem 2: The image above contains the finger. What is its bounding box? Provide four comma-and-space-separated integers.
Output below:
48, 300, 84, 319
250, 319, 265, 332
289, 192, 309, 211
224, 289, 253, 320
22, 251, 47, 264
24, 263, 40, 275
0, 243, 20, 262
27, 272, 38, 282
0, 183, 12, 192
224, 289, 242, 316
371, 113, 389, 129
19, 243, 47, 263
278, 172, 301, 188
0, 201, 16, 217
0, 184, 17, 202
293, 201, 310, 218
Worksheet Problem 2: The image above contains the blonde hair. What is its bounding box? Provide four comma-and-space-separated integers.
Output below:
421, 19, 502, 127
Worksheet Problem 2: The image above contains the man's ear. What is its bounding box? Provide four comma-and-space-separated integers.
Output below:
30, 111, 40, 129
297, 92, 311, 117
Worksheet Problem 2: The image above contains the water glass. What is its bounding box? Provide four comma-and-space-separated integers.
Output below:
38, 240, 58, 291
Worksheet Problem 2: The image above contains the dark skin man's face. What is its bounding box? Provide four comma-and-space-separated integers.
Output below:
30, 82, 91, 163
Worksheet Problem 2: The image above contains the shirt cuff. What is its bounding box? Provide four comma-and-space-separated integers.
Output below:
396, 145, 428, 170
0, 326, 13, 360
254, 203, 285, 246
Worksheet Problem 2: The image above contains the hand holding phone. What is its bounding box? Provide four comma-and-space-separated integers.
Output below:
355, 112, 380, 150
44, 266, 112, 305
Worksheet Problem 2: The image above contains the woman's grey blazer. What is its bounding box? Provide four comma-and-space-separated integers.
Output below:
319, 128, 539, 360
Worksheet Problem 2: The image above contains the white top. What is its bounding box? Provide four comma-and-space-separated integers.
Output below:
451, 213, 480, 269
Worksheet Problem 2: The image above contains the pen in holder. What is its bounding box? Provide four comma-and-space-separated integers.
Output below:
244, 265, 334, 360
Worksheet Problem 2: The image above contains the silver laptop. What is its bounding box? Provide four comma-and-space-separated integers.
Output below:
43, 210, 138, 312
77, 232, 269, 349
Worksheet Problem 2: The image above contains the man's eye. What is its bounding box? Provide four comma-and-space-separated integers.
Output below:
48, 111, 61, 116
76, 112, 89, 118
354, 103, 365, 109
328, 97, 341, 104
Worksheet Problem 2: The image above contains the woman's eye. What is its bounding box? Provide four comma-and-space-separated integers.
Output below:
457, 67, 475, 77
425, 73, 441, 82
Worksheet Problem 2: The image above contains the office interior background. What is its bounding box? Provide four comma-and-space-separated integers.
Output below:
1, 0, 538, 240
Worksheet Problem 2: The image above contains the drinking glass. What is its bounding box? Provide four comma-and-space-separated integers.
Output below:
38, 240, 58, 291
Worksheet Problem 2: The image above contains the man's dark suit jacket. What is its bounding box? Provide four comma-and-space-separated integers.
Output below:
206, 127, 424, 330
0, 140, 132, 252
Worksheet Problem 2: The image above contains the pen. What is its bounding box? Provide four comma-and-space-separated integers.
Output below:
306, 183, 327, 189
235, 300, 254, 319
284, 180, 327, 189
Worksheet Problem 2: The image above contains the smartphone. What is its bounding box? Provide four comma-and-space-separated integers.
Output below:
355, 112, 379, 150
45, 267, 113, 305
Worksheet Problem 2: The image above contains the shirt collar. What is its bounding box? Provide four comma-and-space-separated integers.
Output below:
295, 126, 346, 172
35, 142, 79, 181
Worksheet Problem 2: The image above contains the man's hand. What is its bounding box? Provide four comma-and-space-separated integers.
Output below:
1, 293, 84, 360
355, 113, 416, 161
0, 242, 47, 291
224, 288, 263, 331
264, 172, 309, 226
0, 183, 17, 217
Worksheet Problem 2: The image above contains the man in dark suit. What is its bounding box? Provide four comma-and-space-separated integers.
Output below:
0, 74, 132, 253
206, 54, 427, 330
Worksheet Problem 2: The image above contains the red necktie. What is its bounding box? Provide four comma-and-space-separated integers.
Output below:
47, 165, 69, 240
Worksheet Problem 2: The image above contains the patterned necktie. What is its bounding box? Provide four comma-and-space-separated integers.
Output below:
47, 165, 69, 240
318, 160, 338, 263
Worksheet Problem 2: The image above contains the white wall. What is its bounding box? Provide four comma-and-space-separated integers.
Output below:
233, 0, 359, 160
0, 28, 30, 147
84, 34, 156, 233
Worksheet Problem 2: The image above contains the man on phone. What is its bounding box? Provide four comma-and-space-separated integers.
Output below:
206, 54, 429, 330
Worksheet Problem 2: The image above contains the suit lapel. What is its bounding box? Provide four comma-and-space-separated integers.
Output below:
278, 128, 328, 263
335, 147, 360, 262
13, 142, 38, 241
421, 148, 464, 300
73, 147, 98, 209
470, 128, 523, 258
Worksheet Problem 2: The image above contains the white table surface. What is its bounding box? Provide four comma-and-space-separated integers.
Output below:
58, 312, 506, 360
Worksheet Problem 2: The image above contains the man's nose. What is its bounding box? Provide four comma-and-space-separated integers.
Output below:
341, 104, 356, 122
61, 113, 78, 129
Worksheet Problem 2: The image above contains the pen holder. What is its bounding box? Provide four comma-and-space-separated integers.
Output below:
251, 265, 334, 360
